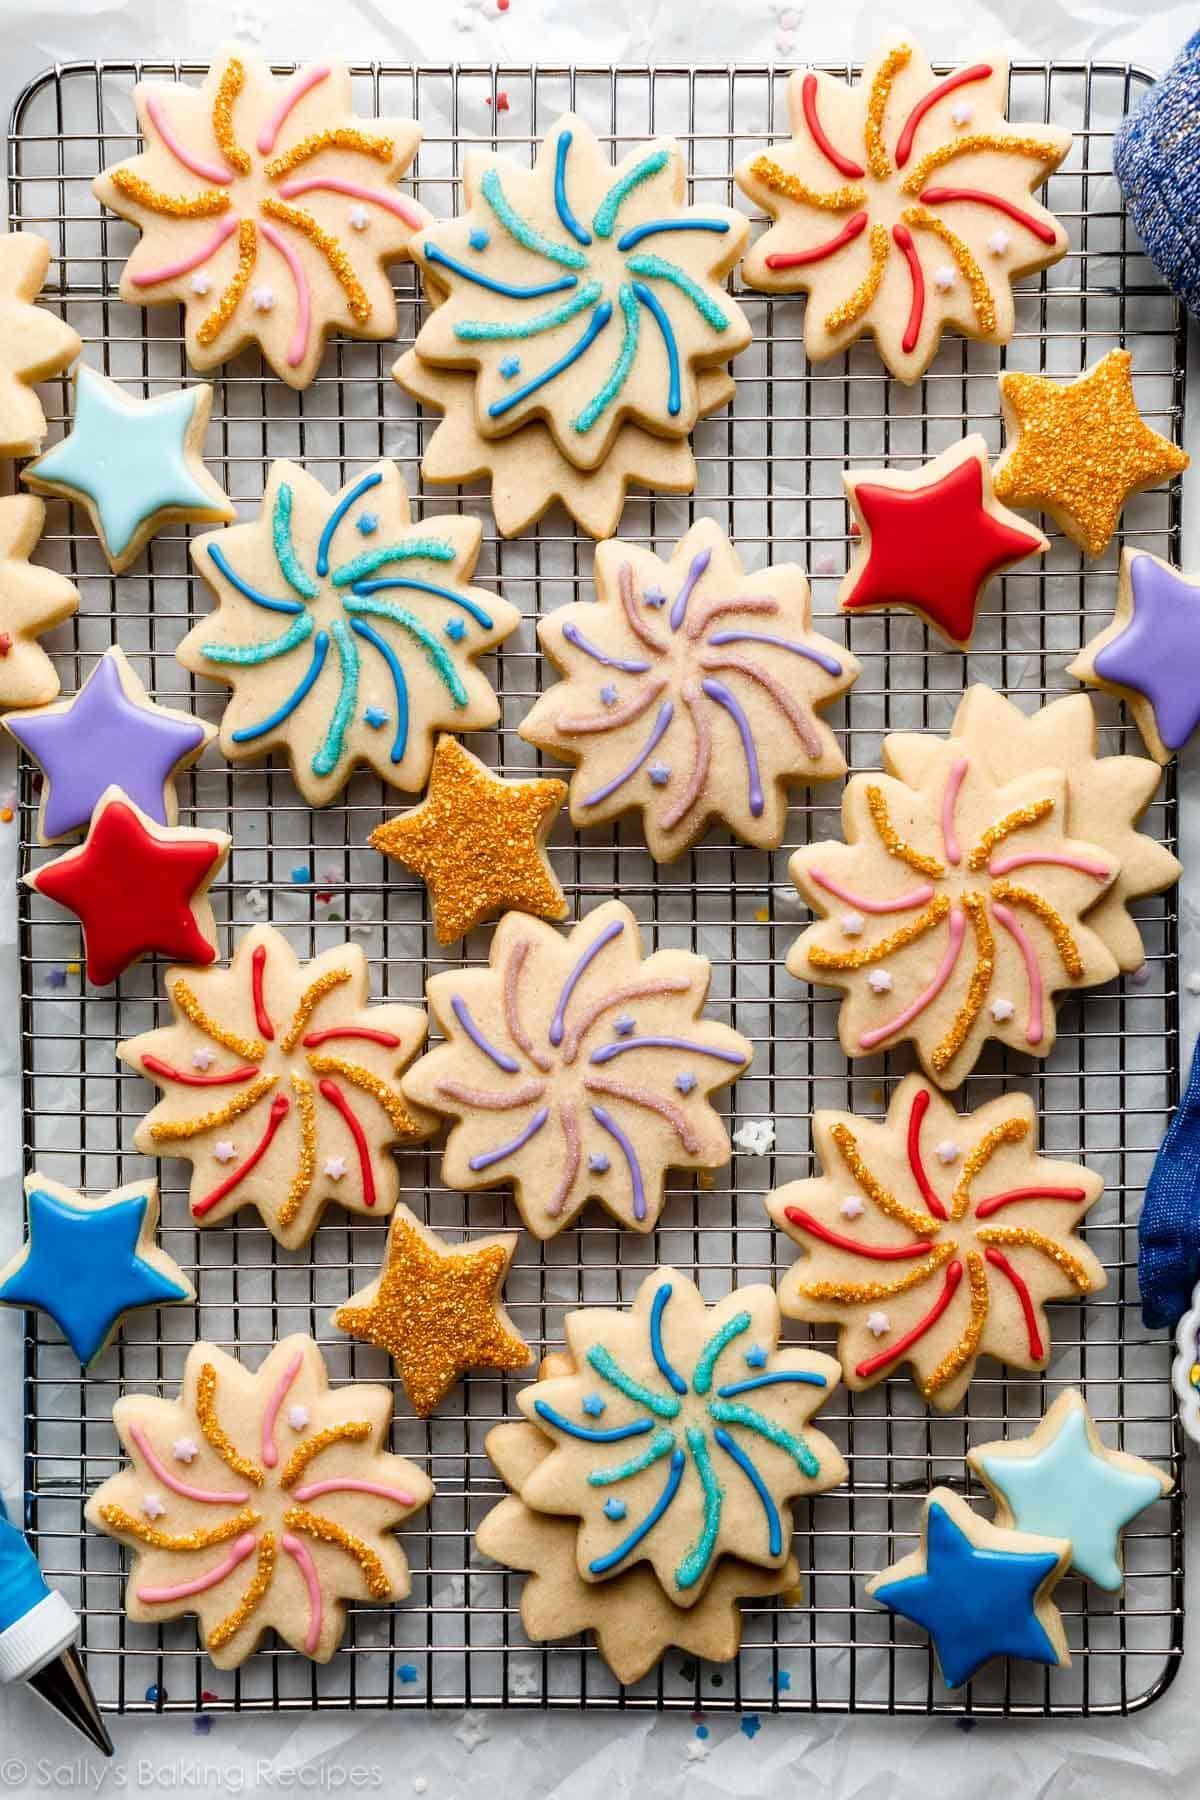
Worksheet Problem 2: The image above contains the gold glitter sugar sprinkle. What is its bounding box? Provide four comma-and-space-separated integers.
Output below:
807, 895, 951, 971
196, 1364, 265, 1486
798, 1242, 956, 1305
284, 1506, 392, 1598
207, 1534, 276, 1651
747, 155, 865, 212
864, 786, 945, 877
989, 879, 1083, 977
952, 1116, 1030, 1218
278, 1072, 316, 1229
263, 128, 396, 182
975, 1224, 1093, 1292
110, 170, 231, 219
930, 891, 994, 1075
828, 1120, 942, 1235
307, 1054, 421, 1138
168, 978, 265, 1062
197, 218, 258, 348
902, 206, 996, 336
281, 969, 354, 1054
901, 133, 1069, 197
211, 56, 252, 176
280, 1421, 373, 1489
864, 42, 912, 180
148, 1071, 277, 1142
966, 799, 1055, 871
260, 199, 371, 323
920, 1251, 988, 1398
98, 1503, 260, 1552
824, 223, 889, 334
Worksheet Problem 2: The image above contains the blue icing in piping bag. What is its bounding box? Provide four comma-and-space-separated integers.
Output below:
0, 1493, 112, 1754
1139, 1034, 1200, 1330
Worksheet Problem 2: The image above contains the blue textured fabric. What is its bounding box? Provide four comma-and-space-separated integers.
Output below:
1139, 1033, 1200, 1329
1114, 30, 1200, 317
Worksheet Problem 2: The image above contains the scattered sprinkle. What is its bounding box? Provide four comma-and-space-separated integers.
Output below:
754, 904, 769, 923
46, 965, 67, 989
745, 1344, 768, 1368
867, 968, 893, 993
775, 1669, 792, 1691
675, 1072, 697, 1095
840, 1195, 865, 1219
486, 92, 511, 112
1129, 962, 1151, 986
867, 1310, 891, 1337
244, 886, 269, 918
66, 961, 81, 976
733, 1119, 775, 1156
740, 1713, 761, 1739
396, 1662, 420, 1684
193, 1715, 213, 1736
935, 1140, 961, 1166
455, 1710, 491, 1752
0, 808, 12, 825
145, 1684, 165, 1705
290, 864, 311, 885
695, 1724, 709, 1739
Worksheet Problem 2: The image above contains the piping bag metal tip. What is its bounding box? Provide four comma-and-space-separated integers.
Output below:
27, 1643, 114, 1757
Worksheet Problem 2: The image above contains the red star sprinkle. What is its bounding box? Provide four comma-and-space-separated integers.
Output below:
838, 437, 1047, 650
26, 788, 230, 985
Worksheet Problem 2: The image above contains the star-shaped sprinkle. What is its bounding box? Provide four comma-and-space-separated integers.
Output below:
740, 1714, 761, 1740
643, 586, 667, 608
935, 1140, 961, 1166
867, 969, 893, 994
251, 285, 274, 313
363, 706, 389, 730
499, 355, 521, 379
1071, 549, 1200, 763
0, 1174, 193, 1366
323, 1156, 348, 1181
603, 1498, 627, 1521
356, 511, 378, 535
614, 1014, 636, 1036
967, 1389, 1171, 1591
287, 1405, 310, 1432
840, 1195, 865, 1219
990, 998, 1015, 1022
469, 228, 489, 252
191, 271, 211, 295
191, 1049, 214, 1071
5, 646, 214, 844
334, 1205, 530, 1416
867, 1312, 890, 1337
733, 1119, 776, 1156
454, 1712, 491, 1753
25, 788, 229, 986
349, 205, 371, 232
840, 437, 1047, 650
213, 1141, 237, 1164
444, 617, 468, 642
140, 1494, 166, 1520
988, 230, 1011, 256
745, 1344, 769, 1369
172, 1438, 198, 1463
685, 1740, 709, 1763
992, 349, 1190, 557
840, 911, 865, 937
675, 1073, 697, 1095
588, 1152, 610, 1174
648, 761, 671, 786
599, 683, 618, 707
775, 1669, 792, 1691
370, 736, 567, 945
867, 1488, 1070, 1688
23, 366, 234, 574
582, 1394, 606, 1417
933, 267, 957, 292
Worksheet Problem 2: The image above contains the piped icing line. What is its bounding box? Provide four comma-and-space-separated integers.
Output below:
716, 1370, 828, 1396
468, 1105, 550, 1171
435, 1079, 547, 1110
713, 1426, 783, 1556
631, 280, 682, 415
592, 148, 672, 240
276, 175, 424, 230
229, 629, 329, 742
205, 542, 304, 616
941, 758, 969, 865
649, 1282, 689, 1395
488, 300, 612, 421
590, 1103, 647, 1221
450, 995, 521, 1072
480, 166, 589, 270
255, 64, 331, 155
893, 65, 994, 169
661, 679, 711, 832
617, 217, 732, 252
765, 212, 869, 269
618, 561, 669, 653
548, 916, 625, 1046
261, 1351, 304, 1470
561, 620, 652, 674
141, 1055, 260, 1088
987, 850, 1111, 879
423, 243, 579, 300
553, 128, 592, 246
580, 699, 675, 806
700, 653, 823, 759
589, 1035, 747, 1068
251, 943, 274, 1040
855, 1256, 964, 1378
131, 214, 241, 287
532, 1399, 655, 1444
343, 574, 493, 629
561, 975, 692, 1065
316, 1079, 377, 1207
587, 1448, 686, 1575
982, 1245, 1043, 1358
348, 620, 408, 763
192, 1091, 290, 1218
584, 1074, 701, 1153
144, 94, 235, 184
808, 868, 936, 914
973, 1185, 1088, 1219
701, 676, 763, 816
859, 904, 966, 1051
917, 186, 1058, 244
138, 1532, 259, 1605
668, 549, 712, 632
906, 1088, 949, 1221
259, 220, 312, 367
503, 939, 553, 1072
281, 1531, 323, 1654
783, 1204, 935, 1260
546, 1100, 581, 1218
556, 676, 668, 734
800, 72, 866, 179
704, 628, 843, 676
301, 1026, 403, 1050
686, 594, 778, 640
891, 222, 925, 355
315, 470, 383, 577
129, 1425, 250, 1505
289, 1477, 416, 1505
990, 901, 1043, 1045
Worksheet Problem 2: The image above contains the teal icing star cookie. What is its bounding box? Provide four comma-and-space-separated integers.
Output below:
22, 365, 233, 573
0, 1172, 194, 1367
967, 1388, 1172, 1591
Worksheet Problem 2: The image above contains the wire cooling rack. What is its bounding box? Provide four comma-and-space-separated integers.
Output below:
6, 57, 1187, 1720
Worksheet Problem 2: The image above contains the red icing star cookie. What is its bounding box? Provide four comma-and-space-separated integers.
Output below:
25, 786, 230, 985
839, 437, 1047, 649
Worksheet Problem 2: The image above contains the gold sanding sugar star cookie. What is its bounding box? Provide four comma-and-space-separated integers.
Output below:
0, 494, 78, 709
0, 233, 81, 455
370, 736, 567, 946
334, 1204, 530, 1416
476, 1416, 801, 1684
884, 684, 1181, 976
401, 900, 753, 1240
519, 518, 859, 862
735, 37, 1071, 383
514, 1268, 845, 1604
407, 112, 750, 469
93, 47, 430, 389
85, 1334, 433, 1668
786, 721, 1121, 1082
178, 460, 520, 808
992, 349, 1190, 556
118, 923, 433, 1249
767, 1074, 1106, 1409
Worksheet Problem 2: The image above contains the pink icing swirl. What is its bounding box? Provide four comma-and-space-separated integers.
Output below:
129, 1424, 250, 1506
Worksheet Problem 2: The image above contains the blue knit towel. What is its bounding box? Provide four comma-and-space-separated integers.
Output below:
1114, 30, 1200, 317
1139, 1034, 1200, 1329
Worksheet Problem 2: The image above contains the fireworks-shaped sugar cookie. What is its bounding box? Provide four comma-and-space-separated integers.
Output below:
404, 113, 750, 467
401, 901, 753, 1240
86, 1335, 433, 1667
786, 719, 1121, 1082
514, 1268, 845, 1602
178, 460, 519, 807
735, 37, 1071, 382
768, 1076, 1106, 1409
0, 495, 79, 710
0, 233, 81, 456
93, 48, 430, 388
118, 925, 433, 1250
519, 519, 859, 861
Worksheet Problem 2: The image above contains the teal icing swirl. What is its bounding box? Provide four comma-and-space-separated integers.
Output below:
592, 148, 671, 239
454, 280, 604, 342
624, 252, 730, 331
675, 1427, 724, 1590
342, 594, 469, 706
586, 1342, 682, 1419
201, 610, 314, 666
311, 616, 359, 778
272, 484, 319, 599
708, 1397, 819, 1479
587, 1427, 678, 1487
574, 282, 640, 435
329, 540, 456, 587
480, 167, 588, 270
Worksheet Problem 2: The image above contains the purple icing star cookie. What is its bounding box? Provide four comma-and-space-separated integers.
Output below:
1070, 548, 1200, 764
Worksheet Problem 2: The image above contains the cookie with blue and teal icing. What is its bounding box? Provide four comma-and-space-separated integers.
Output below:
407, 113, 751, 470
514, 1267, 845, 1604
177, 458, 520, 807
0, 1173, 193, 1368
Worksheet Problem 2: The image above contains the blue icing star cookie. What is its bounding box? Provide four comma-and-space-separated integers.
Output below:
0, 1174, 193, 1367
867, 1487, 1071, 1689
967, 1389, 1171, 1592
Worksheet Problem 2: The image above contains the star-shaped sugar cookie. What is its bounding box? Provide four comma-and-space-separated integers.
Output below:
5, 645, 215, 844
25, 787, 230, 985
991, 349, 1189, 557
0, 1173, 193, 1367
22, 367, 233, 573
967, 1389, 1171, 1591
334, 1205, 531, 1416
867, 1486, 1071, 1688
369, 736, 567, 945
1070, 549, 1200, 763
0, 232, 81, 455
840, 436, 1047, 649
0, 494, 79, 710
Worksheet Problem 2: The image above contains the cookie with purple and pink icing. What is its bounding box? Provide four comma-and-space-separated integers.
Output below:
85, 1334, 433, 1667
401, 900, 753, 1239
1070, 548, 1200, 765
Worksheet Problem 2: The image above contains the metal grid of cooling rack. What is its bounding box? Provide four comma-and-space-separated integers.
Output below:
6, 57, 1187, 1720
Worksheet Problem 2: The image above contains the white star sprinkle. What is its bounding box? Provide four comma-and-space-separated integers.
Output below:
140, 1494, 166, 1520
190, 271, 212, 296
951, 102, 974, 127
323, 1156, 348, 1181
172, 1438, 198, 1464
987, 230, 1011, 257
840, 1195, 865, 1219
287, 1406, 310, 1432
840, 911, 865, 937
455, 1711, 491, 1753
933, 266, 957, 292
251, 285, 275, 312
867, 969, 893, 993
867, 1312, 890, 1338
990, 997, 1016, 1022
935, 1140, 961, 1166
733, 1119, 776, 1156
213, 1141, 237, 1164
349, 205, 371, 231
191, 1048, 215, 1071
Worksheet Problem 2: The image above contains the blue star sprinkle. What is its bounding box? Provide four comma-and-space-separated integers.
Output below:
745, 1344, 769, 1369
588, 1152, 610, 1174
643, 586, 668, 608
469, 228, 490, 252
363, 706, 389, 729
870, 1494, 1066, 1688
46, 965, 68, 989
193, 1715, 213, 1736
499, 354, 521, 379
582, 1394, 606, 1417
675, 1072, 697, 1095
290, 864, 311, 884
445, 618, 467, 642
774, 1669, 791, 1691
740, 1714, 761, 1740
356, 511, 379, 536
614, 1014, 636, 1036
395, 1663, 420, 1684
648, 761, 671, 786
600, 683, 619, 706
0, 1181, 191, 1367
603, 1498, 627, 1522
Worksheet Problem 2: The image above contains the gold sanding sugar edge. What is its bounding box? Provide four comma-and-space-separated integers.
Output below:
807, 894, 950, 970
796, 1240, 956, 1304
207, 1533, 276, 1651
278, 1072, 316, 1228
108, 169, 231, 218
196, 218, 258, 348
989, 878, 1084, 978
263, 127, 396, 182
975, 1224, 1094, 1292
864, 42, 912, 180
900, 132, 1069, 197
281, 968, 354, 1053
283, 1505, 392, 1598
279, 1420, 373, 1489
97, 1503, 260, 1551
260, 197, 371, 323
864, 785, 945, 877
211, 56, 252, 176
901, 205, 996, 336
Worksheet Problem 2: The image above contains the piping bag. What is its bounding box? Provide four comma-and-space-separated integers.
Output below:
0, 1492, 112, 1754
